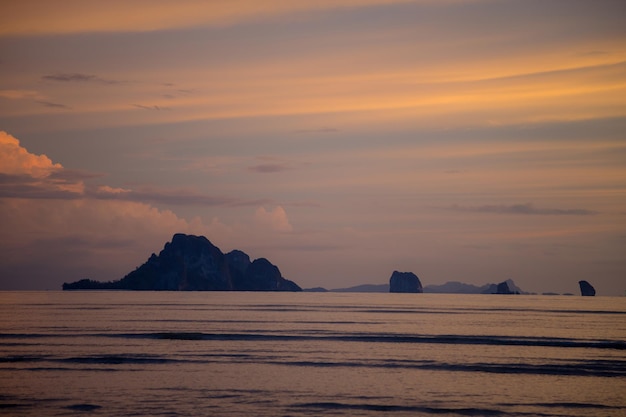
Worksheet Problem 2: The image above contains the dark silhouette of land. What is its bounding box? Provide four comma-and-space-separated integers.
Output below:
579, 280, 596, 296
389, 271, 423, 293
64, 234, 595, 296
63, 234, 301, 291
317, 279, 526, 294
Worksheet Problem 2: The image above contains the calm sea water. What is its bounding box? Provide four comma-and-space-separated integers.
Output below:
0, 291, 624, 416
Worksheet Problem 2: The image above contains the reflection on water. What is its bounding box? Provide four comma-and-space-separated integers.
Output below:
0, 292, 624, 416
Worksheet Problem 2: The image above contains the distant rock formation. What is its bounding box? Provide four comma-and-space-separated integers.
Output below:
578, 280, 596, 296
61, 279, 119, 290
326, 279, 527, 294
303, 287, 329, 292
494, 281, 515, 294
63, 234, 301, 292
332, 283, 389, 293
423, 279, 524, 294
389, 271, 423, 293
482, 279, 523, 294
424, 281, 485, 294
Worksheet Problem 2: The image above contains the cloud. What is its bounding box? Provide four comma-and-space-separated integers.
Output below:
0, 90, 45, 100
248, 163, 292, 174
42, 72, 122, 85
1, 91, 70, 112
247, 156, 304, 174
294, 127, 339, 134
0, 0, 420, 36
0, 168, 264, 207
0, 131, 62, 177
254, 206, 293, 232
0, 131, 95, 196
133, 104, 172, 111
94, 185, 265, 207
49, 168, 102, 182
0, 131, 267, 206
448, 203, 599, 216
36, 100, 71, 109
96, 185, 131, 194
0, 173, 83, 199
284, 200, 322, 208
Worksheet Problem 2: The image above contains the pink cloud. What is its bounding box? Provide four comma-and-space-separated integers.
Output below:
0, 131, 87, 196
254, 206, 293, 232
0, 131, 62, 178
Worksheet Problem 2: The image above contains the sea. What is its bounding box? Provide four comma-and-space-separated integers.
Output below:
0, 291, 624, 417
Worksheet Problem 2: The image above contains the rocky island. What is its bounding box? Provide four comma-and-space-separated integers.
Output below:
63, 233, 302, 291
389, 271, 423, 293
578, 280, 596, 296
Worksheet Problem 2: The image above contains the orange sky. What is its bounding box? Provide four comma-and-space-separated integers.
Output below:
1, 0, 625, 294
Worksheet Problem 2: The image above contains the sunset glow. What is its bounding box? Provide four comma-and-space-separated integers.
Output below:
1, 0, 625, 294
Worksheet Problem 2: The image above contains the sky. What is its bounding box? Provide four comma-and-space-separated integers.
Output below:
1, 0, 625, 295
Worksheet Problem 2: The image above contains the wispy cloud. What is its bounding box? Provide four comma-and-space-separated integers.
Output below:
0, 173, 82, 199
0, 169, 270, 207
248, 163, 292, 174
0, 90, 71, 112
248, 156, 301, 174
283, 200, 322, 208
42, 72, 122, 85
0, 89, 45, 100
448, 203, 599, 216
1, 0, 419, 36
48, 168, 102, 182
133, 104, 172, 111
0, 131, 268, 207
0, 165, 270, 207
294, 127, 339, 134
36, 100, 71, 109
93, 186, 267, 207
0, 168, 101, 199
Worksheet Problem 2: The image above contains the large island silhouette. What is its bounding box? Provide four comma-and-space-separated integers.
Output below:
63, 233, 301, 291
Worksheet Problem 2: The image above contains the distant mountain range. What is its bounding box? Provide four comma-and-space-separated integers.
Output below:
308, 279, 526, 294
424, 279, 525, 294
